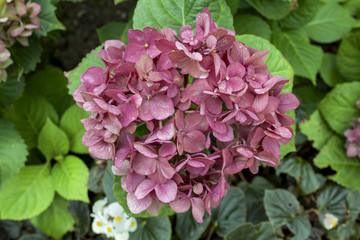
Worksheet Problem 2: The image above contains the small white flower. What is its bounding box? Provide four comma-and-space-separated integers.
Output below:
114, 231, 130, 240
92, 198, 108, 213
323, 213, 339, 230
105, 202, 132, 232
127, 217, 137, 232
91, 215, 108, 234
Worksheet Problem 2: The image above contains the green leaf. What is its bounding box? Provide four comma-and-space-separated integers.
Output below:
344, 0, 360, 16
0, 119, 28, 187
276, 157, 320, 195
0, 164, 55, 220
293, 85, 328, 117
314, 135, 360, 190
304, 3, 354, 43
51, 155, 90, 203
246, 0, 292, 20
238, 176, 274, 203
130, 217, 171, 240
233, 14, 271, 40
60, 104, 89, 154
347, 190, 360, 220
317, 185, 349, 222
68, 201, 91, 238
18, 234, 46, 240
31, 196, 75, 240
300, 110, 333, 150
38, 118, 70, 161
5, 93, 59, 149
113, 176, 175, 218
226, 0, 240, 15
337, 31, 360, 82
66, 46, 105, 94
88, 165, 105, 193
319, 53, 343, 87
9, 37, 42, 74
279, 0, 323, 29
236, 34, 296, 158
26, 65, 74, 116
264, 189, 311, 240
0, 68, 24, 109
272, 28, 323, 84
133, 0, 234, 33
114, 0, 128, 4
33, 0, 64, 36
225, 222, 277, 240
102, 161, 117, 202
212, 187, 246, 237
175, 211, 211, 240
319, 82, 360, 135
96, 21, 129, 44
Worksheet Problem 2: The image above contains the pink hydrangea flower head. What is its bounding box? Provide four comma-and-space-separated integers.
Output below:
73, 7, 299, 223
344, 102, 360, 158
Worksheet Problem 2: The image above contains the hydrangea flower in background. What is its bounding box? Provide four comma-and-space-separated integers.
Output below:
74, 8, 299, 223
344, 100, 360, 158
91, 198, 137, 240
0, 0, 40, 82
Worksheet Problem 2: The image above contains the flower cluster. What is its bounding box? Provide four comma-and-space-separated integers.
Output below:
344, 100, 360, 158
73, 8, 299, 223
0, 0, 40, 82
91, 198, 137, 240
322, 213, 338, 230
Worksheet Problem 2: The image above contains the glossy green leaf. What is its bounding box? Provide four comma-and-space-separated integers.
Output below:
60, 104, 89, 154
102, 161, 117, 202
175, 211, 211, 240
276, 157, 320, 195
31, 196, 74, 240
319, 53, 343, 87
96, 21, 129, 44
133, 0, 234, 33
113, 176, 175, 218
272, 28, 323, 84
66, 46, 105, 94
317, 185, 349, 222
5, 93, 58, 149
300, 110, 333, 150
319, 82, 360, 135
33, 0, 65, 36
88, 165, 105, 193
68, 201, 91, 238
279, 0, 323, 29
0, 165, 55, 220
264, 189, 311, 240
130, 217, 171, 240
314, 136, 360, 190
38, 118, 70, 161
26, 65, 73, 116
9, 37, 42, 74
347, 190, 360, 220
236, 34, 296, 158
51, 155, 90, 203
246, 0, 292, 20
238, 176, 274, 203
0, 119, 28, 187
0, 68, 24, 109
304, 3, 354, 43
337, 31, 360, 82
233, 14, 271, 40
225, 222, 277, 240
212, 187, 246, 237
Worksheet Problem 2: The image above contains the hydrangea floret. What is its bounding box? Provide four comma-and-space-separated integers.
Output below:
91, 198, 137, 240
0, 0, 40, 82
344, 100, 360, 158
73, 8, 299, 223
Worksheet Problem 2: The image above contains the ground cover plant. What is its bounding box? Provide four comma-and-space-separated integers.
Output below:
0, 0, 359, 240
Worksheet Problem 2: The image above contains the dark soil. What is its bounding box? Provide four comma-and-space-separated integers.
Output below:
54, 0, 136, 71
